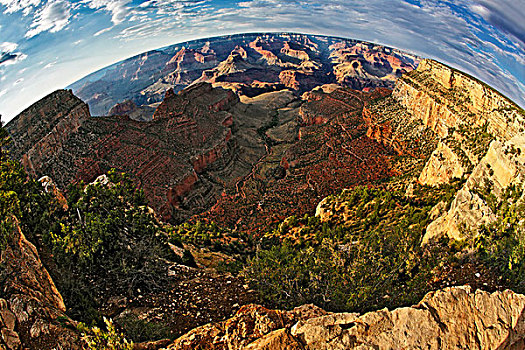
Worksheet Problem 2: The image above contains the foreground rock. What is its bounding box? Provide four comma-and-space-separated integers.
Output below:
0, 217, 79, 349
165, 286, 525, 350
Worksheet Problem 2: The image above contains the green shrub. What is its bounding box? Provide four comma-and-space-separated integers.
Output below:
80, 317, 133, 350
45, 169, 177, 322
243, 185, 446, 312
116, 314, 171, 342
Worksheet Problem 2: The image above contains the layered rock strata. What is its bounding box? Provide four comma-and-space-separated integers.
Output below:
7, 83, 267, 222
393, 59, 524, 140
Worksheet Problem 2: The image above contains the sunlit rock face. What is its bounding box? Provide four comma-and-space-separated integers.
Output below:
166, 287, 525, 350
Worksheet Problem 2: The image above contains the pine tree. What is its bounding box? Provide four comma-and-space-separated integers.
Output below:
0, 115, 10, 162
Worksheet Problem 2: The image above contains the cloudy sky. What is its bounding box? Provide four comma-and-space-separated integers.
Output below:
0, 0, 524, 122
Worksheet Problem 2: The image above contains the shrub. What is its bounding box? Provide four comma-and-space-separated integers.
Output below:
45, 169, 177, 321
243, 185, 445, 312
80, 317, 133, 350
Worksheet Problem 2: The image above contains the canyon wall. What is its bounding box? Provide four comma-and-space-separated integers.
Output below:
393, 59, 524, 140
393, 60, 525, 243
6, 90, 91, 176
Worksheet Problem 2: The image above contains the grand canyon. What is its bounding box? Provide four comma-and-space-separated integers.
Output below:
1, 33, 525, 349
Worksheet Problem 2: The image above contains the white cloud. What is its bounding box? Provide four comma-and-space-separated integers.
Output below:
0, 89, 6, 97
83, 0, 131, 24
43, 61, 56, 68
192, 0, 525, 107
2, 0, 525, 121
0, 0, 40, 15
25, 0, 71, 38
470, 0, 525, 46
94, 26, 112, 36
0, 42, 27, 66
0, 42, 18, 52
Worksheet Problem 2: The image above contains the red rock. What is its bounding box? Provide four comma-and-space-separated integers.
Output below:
7, 84, 244, 222
108, 99, 137, 116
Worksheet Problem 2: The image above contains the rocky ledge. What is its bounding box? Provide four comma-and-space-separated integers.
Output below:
165, 286, 525, 350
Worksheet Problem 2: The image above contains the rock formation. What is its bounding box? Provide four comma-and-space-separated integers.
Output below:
6, 83, 272, 222
393, 59, 524, 140
165, 286, 525, 350
0, 217, 79, 349
69, 33, 419, 117
4, 34, 525, 350
424, 134, 525, 243
5, 90, 91, 177
418, 142, 465, 186
366, 58, 525, 244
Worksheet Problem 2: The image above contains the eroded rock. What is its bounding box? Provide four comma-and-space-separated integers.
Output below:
166, 287, 525, 350
0, 217, 79, 349
424, 133, 525, 243
419, 142, 465, 186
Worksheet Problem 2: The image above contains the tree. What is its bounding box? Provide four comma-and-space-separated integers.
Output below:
0, 115, 10, 162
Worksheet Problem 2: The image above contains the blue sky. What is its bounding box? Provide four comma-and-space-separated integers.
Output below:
0, 0, 524, 122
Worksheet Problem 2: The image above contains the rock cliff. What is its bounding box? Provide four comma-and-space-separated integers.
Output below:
69, 33, 419, 117
393, 59, 524, 140
418, 141, 464, 186
6, 83, 272, 222
424, 133, 525, 243
5, 90, 91, 177
380, 58, 525, 244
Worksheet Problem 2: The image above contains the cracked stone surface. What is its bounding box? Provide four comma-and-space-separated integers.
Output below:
164, 286, 525, 350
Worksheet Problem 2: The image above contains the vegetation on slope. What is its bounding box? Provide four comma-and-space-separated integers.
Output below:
0, 122, 186, 332
242, 183, 462, 312
475, 183, 525, 291
47, 170, 179, 322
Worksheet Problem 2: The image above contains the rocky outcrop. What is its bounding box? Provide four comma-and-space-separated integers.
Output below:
363, 94, 438, 157
165, 286, 525, 349
279, 70, 326, 91
164, 47, 216, 75
38, 176, 68, 210
7, 83, 268, 222
393, 59, 525, 140
109, 99, 138, 116
390, 58, 525, 244
329, 41, 418, 90
167, 304, 326, 350
109, 100, 155, 122
5, 90, 90, 176
280, 41, 310, 61
0, 217, 79, 349
419, 142, 465, 186
423, 133, 525, 243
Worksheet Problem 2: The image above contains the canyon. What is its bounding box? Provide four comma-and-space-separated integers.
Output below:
2, 33, 525, 349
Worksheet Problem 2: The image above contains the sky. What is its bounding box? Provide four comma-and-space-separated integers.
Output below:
0, 0, 524, 122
